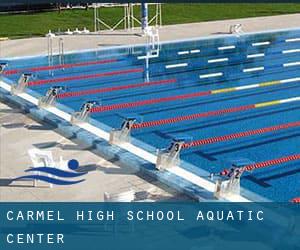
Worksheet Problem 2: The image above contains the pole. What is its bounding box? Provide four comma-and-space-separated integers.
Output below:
141, 3, 148, 32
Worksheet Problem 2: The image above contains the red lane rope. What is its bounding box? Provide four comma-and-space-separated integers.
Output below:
291, 197, 300, 203
57, 78, 177, 99
90, 90, 213, 113
182, 121, 300, 148
242, 154, 300, 172
28, 68, 143, 86
131, 105, 255, 129
3, 59, 117, 75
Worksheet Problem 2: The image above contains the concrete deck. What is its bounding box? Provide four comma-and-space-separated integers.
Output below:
0, 14, 299, 201
0, 101, 190, 201
0, 14, 299, 58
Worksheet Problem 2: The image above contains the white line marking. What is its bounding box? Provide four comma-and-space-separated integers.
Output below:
252, 41, 270, 46
208, 58, 228, 63
247, 53, 265, 58
177, 51, 189, 55
166, 63, 188, 69
137, 54, 159, 60
283, 61, 300, 67
282, 49, 300, 54
235, 84, 260, 90
200, 72, 223, 78
280, 97, 300, 103
285, 38, 300, 43
280, 77, 300, 83
190, 49, 200, 54
243, 67, 264, 73
218, 45, 235, 50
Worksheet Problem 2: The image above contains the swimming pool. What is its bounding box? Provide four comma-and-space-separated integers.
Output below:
1, 28, 300, 202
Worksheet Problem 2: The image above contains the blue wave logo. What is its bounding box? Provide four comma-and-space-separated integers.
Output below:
13, 159, 86, 185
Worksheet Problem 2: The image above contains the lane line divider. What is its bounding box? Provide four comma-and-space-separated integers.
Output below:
165, 63, 188, 69
28, 68, 143, 86
243, 67, 264, 73
182, 121, 300, 148
242, 154, 300, 172
285, 38, 300, 43
291, 197, 300, 203
57, 78, 177, 99
208, 58, 228, 63
199, 72, 223, 78
218, 45, 235, 50
252, 41, 270, 46
247, 53, 265, 58
3, 59, 118, 75
282, 49, 300, 54
90, 77, 300, 114
131, 96, 300, 129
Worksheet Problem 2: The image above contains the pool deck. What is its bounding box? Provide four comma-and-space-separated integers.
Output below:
0, 101, 190, 201
0, 14, 299, 202
1, 13, 299, 58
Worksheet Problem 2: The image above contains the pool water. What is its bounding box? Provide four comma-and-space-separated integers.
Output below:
2, 28, 300, 201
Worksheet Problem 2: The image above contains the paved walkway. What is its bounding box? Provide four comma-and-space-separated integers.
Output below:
0, 14, 299, 58
0, 102, 190, 201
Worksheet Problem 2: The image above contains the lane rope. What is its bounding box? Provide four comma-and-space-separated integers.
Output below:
131, 96, 300, 129
182, 121, 300, 148
3, 59, 118, 75
28, 68, 143, 86
242, 154, 300, 172
291, 197, 300, 203
90, 77, 300, 113
57, 78, 177, 98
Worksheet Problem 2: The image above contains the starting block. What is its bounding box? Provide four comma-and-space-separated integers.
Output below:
214, 158, 254, 199
0, 62, 7, 74
11, 73, 32, 95
156, 135, 192, 170
109, 114, 143, 145
38, 86, 65, 108
71, 101, 99, 124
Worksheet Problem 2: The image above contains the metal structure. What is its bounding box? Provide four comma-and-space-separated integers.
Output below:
109, 117, 137, 145
156, 139, 185, 170
213, 159, 253, 199
0, 62, 7, 74
46, 31, 55, 75
93, 3, 162, 32
71, 101, 99, 124
11, 73, 32, 95
214, 169, 242, 199
38, 86, 64, 108
58, 37, 65, 68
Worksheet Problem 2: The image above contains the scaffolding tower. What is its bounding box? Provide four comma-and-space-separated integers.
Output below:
93, 3, 162, 32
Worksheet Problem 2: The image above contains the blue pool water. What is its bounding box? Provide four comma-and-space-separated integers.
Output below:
2, 28, 300, 201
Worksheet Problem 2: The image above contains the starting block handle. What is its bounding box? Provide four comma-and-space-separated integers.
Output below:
11, 73, 32, 95
38, 86, 64, 108
71, 100, 99, 124
109, 117, 138, 145
156, 139, 185, 170
0, 62, 8, 74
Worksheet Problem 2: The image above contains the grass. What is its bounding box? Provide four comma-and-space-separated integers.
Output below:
0, 4, 299, 39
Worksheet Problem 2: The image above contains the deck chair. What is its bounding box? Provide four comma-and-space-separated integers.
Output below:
28, 148, 56, 188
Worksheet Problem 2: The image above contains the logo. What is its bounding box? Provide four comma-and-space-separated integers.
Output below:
13, 159, 86, 185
